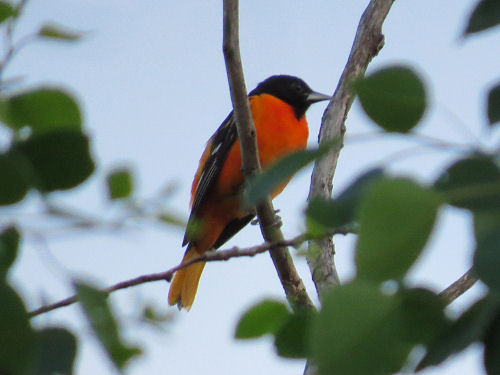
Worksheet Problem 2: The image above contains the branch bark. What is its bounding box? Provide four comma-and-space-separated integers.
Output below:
439, 268, 478, 306
222, 0, 314, 311
28, 236, 306, 318
306, 0, 396, 297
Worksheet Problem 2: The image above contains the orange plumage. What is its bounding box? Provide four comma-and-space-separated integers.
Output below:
168, 75, 330, 309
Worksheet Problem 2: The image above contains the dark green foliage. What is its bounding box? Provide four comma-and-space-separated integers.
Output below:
33, 328, 77, 375
434, 155, 500, 210
0, 226, 19, 277
355, 178, 439, 282
0, 283, 35, 375
235, 300, 290, 339
0, 87, 82, 133
75, 281, 141, 370
306, 168, 383, 236
418, 296, 500, 370
13, 130, 94, 192
38, 23, 83, 41
488, 83, 500, 125
354, 66, 427, 132
465, 0, 500, 35
0, 152, 31, 205
106, 168, 134, 200
309, 283, 447, 375
0, 1, 14, 24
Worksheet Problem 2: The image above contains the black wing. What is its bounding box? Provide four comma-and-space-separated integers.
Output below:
182, 112, 238, 246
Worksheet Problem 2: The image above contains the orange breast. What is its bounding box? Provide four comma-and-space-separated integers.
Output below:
216, 94, 309, 197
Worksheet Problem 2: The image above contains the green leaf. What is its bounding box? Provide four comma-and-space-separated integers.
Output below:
0, 1, 15, 24
75, 281, 141, 370
396, 288, 449, 345
310, 282, 413, 375
417, 296, 500, 370
0, 152, 31, 205
33, 327, 77, 375
274, 311, 313, 358
484, 313, 500, 375
244, 139, 339, 206
106, 168, 133, 200
14, 130, 95, 192
488, 83, 500, 125
474, 230, 500, 293
354, 66, 427, 133
0, 226, 20, 276
355, 178, 439, 282
465, 0, 500, 35
0, 282, 35, 375
306, 169, 383, 235
235, 300, 290, 339
38, 23, 83, 41
0, 87, 82, 133
434, 155, 500, 211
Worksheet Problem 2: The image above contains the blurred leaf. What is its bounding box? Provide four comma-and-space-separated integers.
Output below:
140, 305, 173, 330
464, 0, 500, 35
235, 300, 290, 339
488, 83, 500, 125
75, 281, 141, 370
0, 152, 31, 205
244, 139, 339, 206
355, 178, 439, 282
474, 211, 500, 241
395, 288, 449, 345
274, 311, 313, 358
434, 155, 500, 210
484, 313, 500, 375
0, 282, 35, 375
418, 296, 500, 370
0, 1, 15, 24
354, 66, 426, 133
38, 23, 83, 41
310, 282, 413, 375
158, 212, 186, 227
0, 87, 82, 133
106, 168, 133, 200
33, 327, 77, 375
0, 226, 19, 277
14, 130, 94, 192
306, 169, 383, 235
474, 229, 500, 293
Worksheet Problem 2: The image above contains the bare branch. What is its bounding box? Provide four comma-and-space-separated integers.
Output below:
439, 268, 478, 305
306, 0, 395, 297
222, 0, 314, 311
28, 236, 306, 318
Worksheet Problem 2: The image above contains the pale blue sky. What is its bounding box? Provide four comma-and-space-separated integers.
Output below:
7, 1, 500, 374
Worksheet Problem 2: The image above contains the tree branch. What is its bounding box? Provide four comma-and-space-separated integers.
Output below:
222, 0, 314, 311
306, 0, 395, 297
28, 236, 306, 318
439, 268, 478, 306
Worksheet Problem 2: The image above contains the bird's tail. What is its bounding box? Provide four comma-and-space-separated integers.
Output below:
168, 246, 206, 310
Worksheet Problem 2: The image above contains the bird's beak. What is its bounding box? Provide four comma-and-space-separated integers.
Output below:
307, 91, 331, 103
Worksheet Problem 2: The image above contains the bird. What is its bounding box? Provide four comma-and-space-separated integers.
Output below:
168, 75, 330, 310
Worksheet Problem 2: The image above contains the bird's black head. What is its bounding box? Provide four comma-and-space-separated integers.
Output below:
249, 75, 330, 119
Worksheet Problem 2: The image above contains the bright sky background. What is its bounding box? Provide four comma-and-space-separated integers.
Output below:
6, 1, 500, 374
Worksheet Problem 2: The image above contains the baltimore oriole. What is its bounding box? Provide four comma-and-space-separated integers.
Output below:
168, 75, 330, 310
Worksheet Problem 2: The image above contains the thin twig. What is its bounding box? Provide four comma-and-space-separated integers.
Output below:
28, 236, 306, 318
439, 268, 478, 305
222, 0, 314, 311
306, 0, 396, 298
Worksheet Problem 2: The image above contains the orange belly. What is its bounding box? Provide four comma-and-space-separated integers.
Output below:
216, 94, 308, 198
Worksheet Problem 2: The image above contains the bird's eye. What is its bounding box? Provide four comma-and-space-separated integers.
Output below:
292, 83, 303, 94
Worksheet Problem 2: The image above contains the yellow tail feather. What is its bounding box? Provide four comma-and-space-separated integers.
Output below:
168, 247, 206, 310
